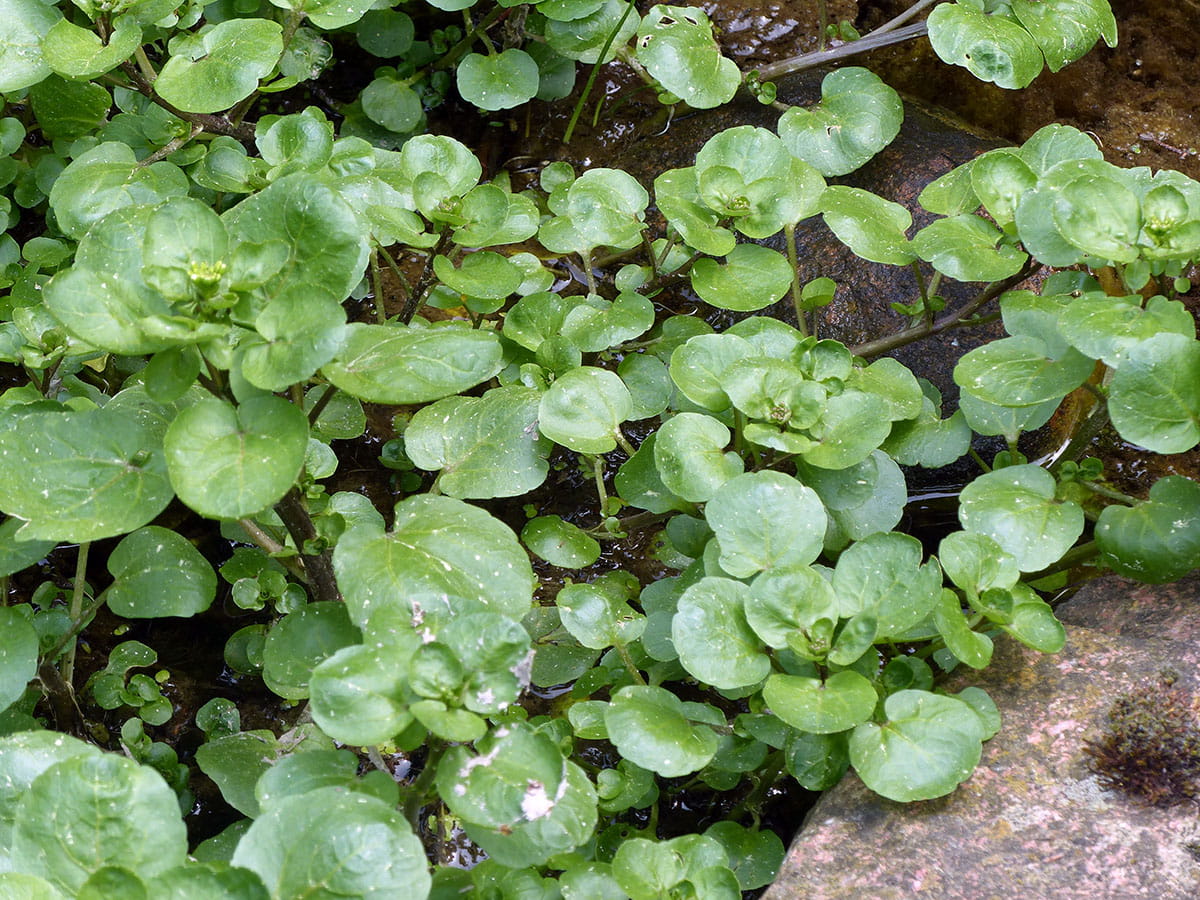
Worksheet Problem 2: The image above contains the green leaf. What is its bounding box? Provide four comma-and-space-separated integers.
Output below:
653, 167, 736, 256
28, 75, 112, 141
310, 643, 415, 746
164, 396, 308, 519
1009, 0, 1117, 72
538, 367, 633, 454
634, 6, 740, 109
558, 575, 645, 649
970, 149, 1037, 229
0, 518, 55, 578
1059, 294, 1195, 368
798, 389, 893, 469
1108, 333, 1200, 453
545, 0, 640, 64
673, 577, 769, 689
0, 873, 69, 898
605, 685, 719, 777
820, 186, 915, 265
937, 531, 1020, 600
954, 334, 1094, 407
778, 67, 902, 177
1018, 123, 1104, 174
912, 214, 1027, 281
194, 731, 278, 818
0, 607, 36, 712
933, 588, 993, 669
232, 787, 430, 900
333, 494, 534, 627
145, 862, 268, 899
262, 602, 361, 701
324, 322, 504, 404
1051, 172, 1142, 263
48, 142, 188, 241
694, 126, 824, 237
541, 168, 648, 254
457, 49, 540, 111
927, 3, 1044, 89
704, 471, 826, 577
13, 754, 187, 892
703, 822, 784, 892
849, 690, 984, 801
796, 450, 907, 547
763, 670, 877, 734
406, 386, 550, 499
653, 412, 743, 503
959, 464, 1085, 571
522, 516, 601, 568
1003, 584, 1065, 652
612, 834, 731, 900
0, 406, 172, 542
360, 76, 423, 133
0, 0, 58, 92
614, 434, 690, 514
43, 18, 139, 80
690, 244, 793, 311
832, 531, 941, 636
561, 291, 655, 352
1095, 476, 1200, 583
103, 526, 216, 618
668, 333, 757, 412
155, 19, 283, 114
745, 565, 839, 648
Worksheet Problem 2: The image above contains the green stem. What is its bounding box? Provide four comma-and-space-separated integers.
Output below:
784, 223, 808, 337
274, 488, 342, 604
967, 446, 992, 473
61, 542, 90, 687
591, 455, 609, 518
369, 249, 387, 324
404, 740, 448, 830
726, 750, 787, 826
306, 384, 338, 427
614, 427, 637, 458
1082, 481, 1139, 505
563, 0, 636, 144
431, 6, 506, 72
613, 641, 646, 686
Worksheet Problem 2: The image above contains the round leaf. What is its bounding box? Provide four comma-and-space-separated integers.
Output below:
0, 0, 59, 92
154, 19, 283, 114
104, 526, 216, 618
927, 3, 1044, 89
605, 685, 719, 777
538, 367, 633, 454
13, 754, 187, 892
690, 244, 793, 311
763, 670, 877, 734
653, 412, 743, 503
361, 76, 423, 133
164, 396, 308, 519
778, 67, 902, 177
1095, 476, 1200, 583
457, 49, 540, 111
820, 186, 915, 265
310, 643, 415, 746
522, 516, 601, 568
634, 6, 739, 109
849, 690, 984, 801
912, 214, 1027, 281
954, 334, 1094, 408
262, 602, 360, 701
0, 607, 36, 712
232, 787, 430, 900
958, 464, 1084, 572
704, 471, 826, 577
672, 577, 770, 689
1108, 333, 1200, 454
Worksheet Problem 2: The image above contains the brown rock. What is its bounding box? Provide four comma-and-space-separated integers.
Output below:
765, 573, 1200, 899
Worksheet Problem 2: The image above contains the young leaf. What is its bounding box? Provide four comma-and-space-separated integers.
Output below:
669, 333, 757, 411
1059, 294, 1195, 368
778, 67, 902, 177
1009, 0, 1117, 72
958, 464, 1085, 571
933, 588, 994, 669
653, 412, 743, 503
849, 690, 984, 801
558, 576, 645, 649
690, 244, 793, 311
912, 214, 1027, 281
309, 643, 415, 746
832, 531, 941, 635
262, 602, 361, 701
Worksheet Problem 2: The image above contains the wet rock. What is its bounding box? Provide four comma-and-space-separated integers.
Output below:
765, 572, 1200, 900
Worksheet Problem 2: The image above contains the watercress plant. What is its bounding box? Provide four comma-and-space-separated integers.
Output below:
1, 0, 1196, 896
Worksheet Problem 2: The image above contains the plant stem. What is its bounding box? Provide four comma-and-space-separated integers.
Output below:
137, 123, 203, 167
613, 641, 647, 685
591, 455, 609, 518
274, 488, 341, 604
306, 384, 338, 427
1082, 481, 1139, 505
236, 518, 308, 580
726, 750, 787, 825
403, 740, 448, 829
369, 249, 387, 324
563, 0, 636, 144
614, 427, 637, 457
61, 542, 90, 687
849, 261, 1040, 358
784, 223, 808, 337
755, 20, 930, 82
402, 234, 451, 324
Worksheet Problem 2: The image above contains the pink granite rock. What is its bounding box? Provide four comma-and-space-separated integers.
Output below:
765, 573, 1200, 899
